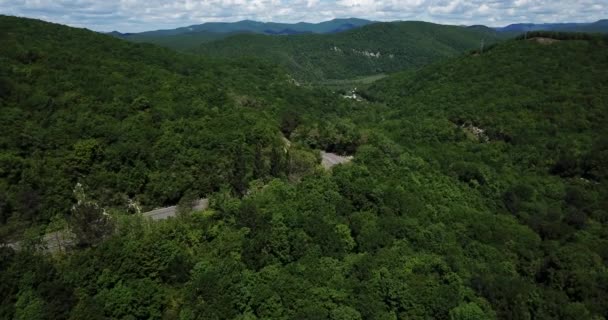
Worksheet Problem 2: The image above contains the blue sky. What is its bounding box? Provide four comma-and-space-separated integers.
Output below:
1, 0, 606, 32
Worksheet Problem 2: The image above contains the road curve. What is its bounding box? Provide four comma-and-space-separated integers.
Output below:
3, 199, 210, 252
321, 151, 353, 169
144, 199, 209, 221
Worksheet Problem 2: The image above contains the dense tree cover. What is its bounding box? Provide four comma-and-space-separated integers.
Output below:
515, 31, 608, 41
359, 36, 608, 319
117, 18, 374, 38
0, 15, 348, 236
194, 22, 505, 82
118, 31, 236, 51
1, 16, 608, 320
115, 19, 375, 51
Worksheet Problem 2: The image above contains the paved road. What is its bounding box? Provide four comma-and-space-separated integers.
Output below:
3, 199, 210, 252
282, 136, 353, 170
321, 151, 353, 169
5, 148, 349, 252
4, 147, 349, 252
144, 199, 209, 221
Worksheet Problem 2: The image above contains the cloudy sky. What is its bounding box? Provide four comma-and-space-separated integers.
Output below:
1, 0, 606, 32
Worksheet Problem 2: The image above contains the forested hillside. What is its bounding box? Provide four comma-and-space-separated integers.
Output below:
496, 19, 608, 33
359, 34, 608, 319
1, 16, 607, 320
117, 31, 235, 51
115, 18, 374, 51
0, 15, 345, 234
194, 21, 504, 82
117, 18, 373, 37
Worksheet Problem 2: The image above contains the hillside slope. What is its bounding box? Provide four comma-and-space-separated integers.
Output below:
358, 36, 608, 318
366, 35, 608, 155
119, 30, 237, 50
0, 15, 343, 229
1, 16, 607, 320
118, 18, 374, 37
113, 18, 375, 49
194, 21, 504, 82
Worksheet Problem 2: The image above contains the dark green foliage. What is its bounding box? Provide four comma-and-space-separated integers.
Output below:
0, 15, 338, 231
363, 36, 608, 319
119, 18, 374, 38
117, 18, 375, 51
498, 20, 608, 34
121, 31, 235, 51
69, 184, 114, 248
1, 15, 607, 320
515, 31, 608, 41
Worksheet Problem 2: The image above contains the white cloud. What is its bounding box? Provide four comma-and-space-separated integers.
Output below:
0, 0, 606, 32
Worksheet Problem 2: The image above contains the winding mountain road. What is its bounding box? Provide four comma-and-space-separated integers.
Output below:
5, 141, 352, 252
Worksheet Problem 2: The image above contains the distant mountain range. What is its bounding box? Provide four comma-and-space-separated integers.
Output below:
495, 20, 608, 33
112, 18, 374, 37
110, 18, 376, 50
193, 21, 504, 82
108, 18, 608, 80
112, 18, 608, 40
111, 18, 608, 50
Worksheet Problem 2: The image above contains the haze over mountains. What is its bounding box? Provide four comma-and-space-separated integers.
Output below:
112, 18, 374, 37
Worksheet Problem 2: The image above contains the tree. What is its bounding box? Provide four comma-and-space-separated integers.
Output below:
287, 147, 319, 182
69, 183, 113, 248
14, 289, 46, 320
450, 302, 491, 320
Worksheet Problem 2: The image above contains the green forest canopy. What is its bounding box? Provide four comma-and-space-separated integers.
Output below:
1, 16, 607, 320
113, 18, 375, 52
0, 14, 352, 229
192, 21, 505, 82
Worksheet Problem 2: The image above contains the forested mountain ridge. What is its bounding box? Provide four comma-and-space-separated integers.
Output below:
357, 34, 608, 318
496, 19, 608, 33
194, 21, 504, 82
1, 15, 607, 320
114, 18, 374, 37
112, 18, 375, 50
0, 15, 347, 232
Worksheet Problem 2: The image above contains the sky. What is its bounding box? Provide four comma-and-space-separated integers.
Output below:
1, 0, 606, 33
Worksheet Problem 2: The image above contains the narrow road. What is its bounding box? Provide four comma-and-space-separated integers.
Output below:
321, 151, 353, 169
144, 199, 209, 221
5, 140, 351, 252
282, 135, 353, 169
3, 199, 209, 252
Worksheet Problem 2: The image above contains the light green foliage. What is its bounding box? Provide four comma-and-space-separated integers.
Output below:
450, 302, 490, 320
95, 279, 164, 319
287, 146, 320, 181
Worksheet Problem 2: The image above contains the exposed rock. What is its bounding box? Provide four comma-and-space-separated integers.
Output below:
462, 123, 489, 142
352, 49, 381, 58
